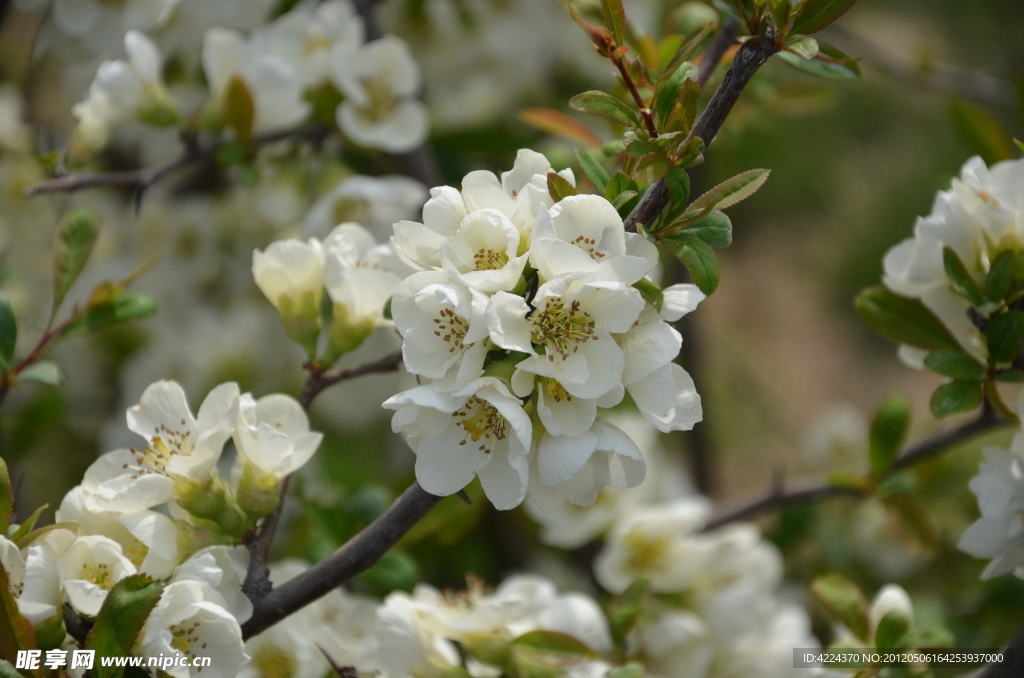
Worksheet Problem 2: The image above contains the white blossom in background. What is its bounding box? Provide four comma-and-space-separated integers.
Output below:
251, 0, 364, 87
959, 391, 1024, 579
17, 0, 181, 55
170, 546, 253, 623
71, 31, 178, 154
304, 174, 428, 240
202, 27, 311, 135
882, 155, 1024, 363
332, 35, 428, 152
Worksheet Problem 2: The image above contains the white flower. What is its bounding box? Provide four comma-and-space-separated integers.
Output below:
202, 27, 311, 135
530, 194, 657, 284
58, 535, 137, 616
82, 381, 239, 512
489, 273, 644, 400
391, 149, 568, 271
50, 0, 179, 44
72, 31, 176, 139
0, 536, 25, 599
251, 0, 364, 87
882, 155, 1024, 362
959, 409, 1024, 579
332, 35, 428, 152
527, 418, 647, 509
323, 223, 410, 356
137, 580, 248, 678
391, 271, 490, 391
440, 208, 529, 293
17, 539, 64, 625
235, 392, 324, 480
374, 589, 462, 678
56, 485, 183, 579
303, 174, 428, 240
171, 546, 253, 623
252, 236, 325, 354
383, 377, 532, 509
869, 584, 914, 634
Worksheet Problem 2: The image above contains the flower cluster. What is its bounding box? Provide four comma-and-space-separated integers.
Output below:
70, 0, 428, 156
381, 149, 703, 510
252, 222, 410, 362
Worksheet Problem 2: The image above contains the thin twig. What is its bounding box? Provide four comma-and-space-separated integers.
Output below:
241, 482, 442, 639
241, 349, 404, 601
697, 18, 739, 89
704, 407, 1008, 531
612, 50, 658, 138
624, 30, 779, 233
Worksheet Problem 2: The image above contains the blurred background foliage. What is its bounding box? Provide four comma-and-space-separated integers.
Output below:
1, 0, 1023, 665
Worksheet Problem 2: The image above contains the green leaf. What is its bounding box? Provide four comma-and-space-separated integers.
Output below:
995, 368, 1024, 382
9, 504, 47, 544
634, 279, 664, 312
785, 35, 819, 59
661, 24, 714, 81
0, 296, 15, 369
875, 610, 912, 651
17, 362, 67, 387
685, 169, 770, 216
770, 0, 792, 30
569, 91, 639, 128
611, 190, 639, 210
986, 250, 1016, 302
575, 148, 610, 192
778, 41, 861, 79
636, 151, 669, 183
665, 78, 700, 134
654, 62, 698, 129
0, 659, 22, 678
930, 380, 982, 418
86, 574, 165, 678
898, 625, 955, 649
60, 294, 157, 339
790, 0, 859, 35
951, 100, 1016, 166
987, 310, 1024, 363
224, 74, 255, 144
869, 394, 909, 479
811, 573, 870, 642
0, 564, 38, 677
681, 211, 732, 248
0, 460, 10, 535
356, 549, 419, 595
604, 171, 638, 203
547, 172, 578, 203
663, 233, 719, 294
512, 631, 596, 659
608, 578, 649, 650
923, 350, 985, 380
598, 0, 626, 46
942, 246, 983, 305
51, 209, 102, 316
854, 286, 962, 351
664, 166, 691, 221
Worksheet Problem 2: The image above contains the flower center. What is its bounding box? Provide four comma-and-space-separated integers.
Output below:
303, 35, 333, 56
531, 299, 597, 361
570, 234, 605, 260
358, 77, 398, 123
472, 247, 509, 271
252, 644, 297, 678
541, 378, 572, 402
170, 620, 205, 661
432, 307, 469, 353
79, 563, 114, 589
332, 196, 371, 225
624, 533, 672, 571
123, 538, 149, 568
133, 421, 194, 475
452, 397, 507, 453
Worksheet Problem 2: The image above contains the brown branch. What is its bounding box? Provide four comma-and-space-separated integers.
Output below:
624, 31, 779, 233
241, 482, 442, 639
704, 407, 1008, 531
23, 126, 329, 197
298, 350, 403, 410
611, 50, 658, 138
697, 18, 739, 89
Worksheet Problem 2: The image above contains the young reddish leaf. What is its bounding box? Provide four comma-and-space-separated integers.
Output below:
599, 0, 627, 46
519, 109, 603, 146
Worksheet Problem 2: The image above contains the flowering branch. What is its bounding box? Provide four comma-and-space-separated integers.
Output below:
0, 314, 77, 408
241, 482, 442, 639
242, 349, 405, 601
611, 49, 658, 138
704, 406, 1008, 531
624, 30, 779, 233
